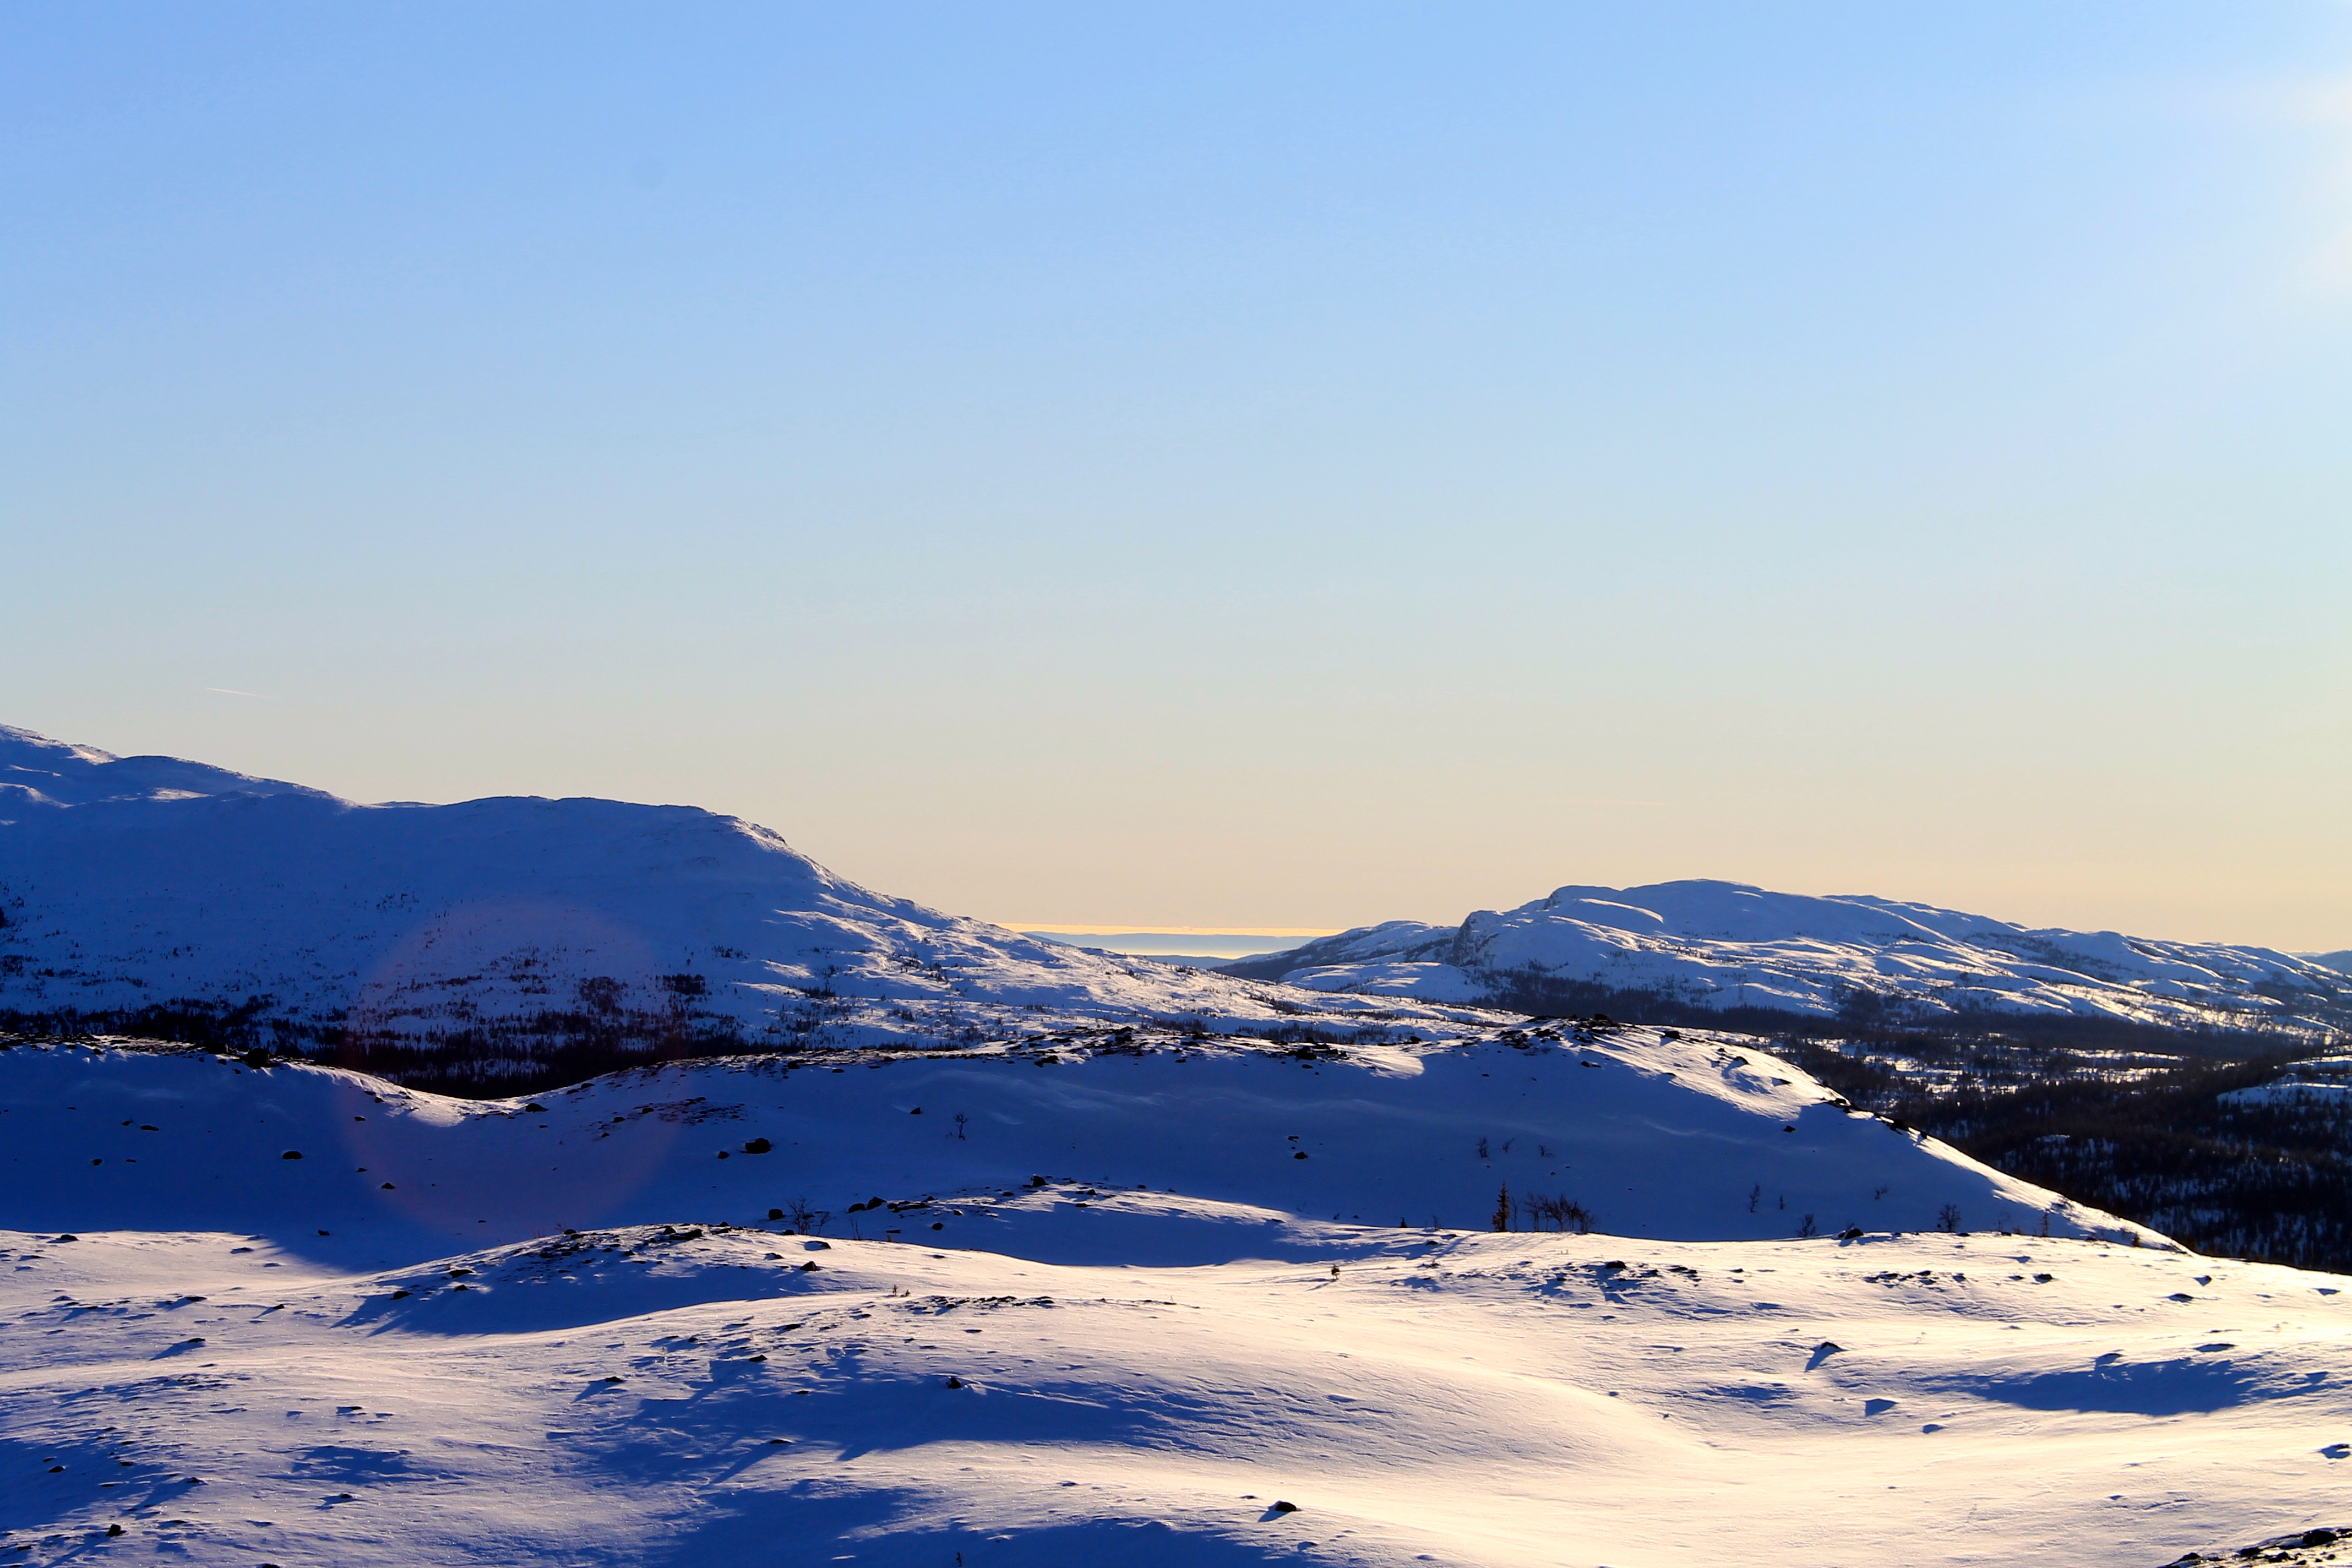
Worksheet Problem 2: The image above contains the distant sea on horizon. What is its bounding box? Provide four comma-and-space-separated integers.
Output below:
1020, 929, 1338, 962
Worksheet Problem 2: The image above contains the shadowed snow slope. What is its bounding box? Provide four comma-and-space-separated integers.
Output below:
0, 726, 1488, 1066
1229, 880, 2352, 1034
2, 1038, 2345, 1567
0, 1028, 2161, 1272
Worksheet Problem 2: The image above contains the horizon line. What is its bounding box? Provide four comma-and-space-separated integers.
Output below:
1010, 924, 1347, 938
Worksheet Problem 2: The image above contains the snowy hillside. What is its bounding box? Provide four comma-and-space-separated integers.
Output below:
1227, 880, 2352, 1036
0, 726, 1490, 1076
0, 1023, 2155, 1259
7, 1032, 2349, 1566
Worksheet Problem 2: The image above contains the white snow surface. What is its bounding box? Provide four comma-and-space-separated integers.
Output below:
1253, 881, 2352, 1033
2218, 1081, 2352, 1107
4, 1032, 2346, 1566
0, 1023, 2147, 1257
0, 726, 1489, 1061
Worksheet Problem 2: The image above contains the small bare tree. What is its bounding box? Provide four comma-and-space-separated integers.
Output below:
1515, 1192, 1593, 1233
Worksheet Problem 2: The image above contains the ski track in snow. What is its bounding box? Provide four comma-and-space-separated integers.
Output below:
5, 1033, 2346, 1566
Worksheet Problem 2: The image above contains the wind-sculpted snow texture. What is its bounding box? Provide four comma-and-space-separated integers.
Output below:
5, 1035, 2349, 1566
0, 726, 1487, 1071
1239, 880, 2352, 1035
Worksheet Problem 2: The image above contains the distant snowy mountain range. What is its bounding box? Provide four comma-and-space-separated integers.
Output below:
6, 726, 2343, 1082
0, 726, 1489, 1078
1224, 881, 2352, 1037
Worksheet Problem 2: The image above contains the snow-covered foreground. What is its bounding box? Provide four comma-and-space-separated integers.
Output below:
7, 1032, 2344, 1565
8, 1223, 2350, 1566
1234, 881, 2352, 1035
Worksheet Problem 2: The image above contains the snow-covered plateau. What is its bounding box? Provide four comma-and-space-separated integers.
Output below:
7, 1028, 2349, 1567
1227, 883, 2352, 1037
0, 727, 1491, 1074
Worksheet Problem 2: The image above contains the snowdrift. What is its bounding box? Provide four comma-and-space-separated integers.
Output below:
1228, 879, 2351, 1035
15, 1223, 2348, 1568
5, 1032, 2348, 1566
0, 726, 1489, 1074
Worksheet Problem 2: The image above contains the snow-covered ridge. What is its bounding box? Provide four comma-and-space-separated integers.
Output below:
0, 723, 335, 808
1228, 880, 2352, 1035
0, 727, 1492, 1069
0, 1021, 2158, 1261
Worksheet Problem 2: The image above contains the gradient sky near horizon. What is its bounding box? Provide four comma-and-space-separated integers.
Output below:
6, 4, 2350, 949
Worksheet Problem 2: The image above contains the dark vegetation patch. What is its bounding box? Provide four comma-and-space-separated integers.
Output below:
0, 997, 766, 1096
1780, 1040, 2352, 1273
1438, 973, 2352, 1272
1472, 967, 2334, 1062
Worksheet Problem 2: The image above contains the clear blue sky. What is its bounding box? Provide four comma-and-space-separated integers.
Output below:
6, 4, 2348, 947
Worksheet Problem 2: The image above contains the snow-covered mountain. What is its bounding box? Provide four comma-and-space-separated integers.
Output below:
8, 745, 2344, 1567
0, 726, 1490, 1076
1226, 880, 2352, 1036
7, 1032, 2347, 1567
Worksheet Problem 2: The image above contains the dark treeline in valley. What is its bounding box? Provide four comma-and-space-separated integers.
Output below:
1429, 966, 2352, 1272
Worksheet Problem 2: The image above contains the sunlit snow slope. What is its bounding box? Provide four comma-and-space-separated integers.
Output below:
1229, 881, 2352, 1034
5, 1035, 2348, 1567
0, 726, 1488, 1068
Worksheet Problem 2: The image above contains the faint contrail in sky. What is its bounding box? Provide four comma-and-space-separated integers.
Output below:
203, 687, 274, 699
